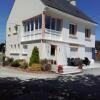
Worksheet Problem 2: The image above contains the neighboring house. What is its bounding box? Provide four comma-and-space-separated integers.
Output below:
6, 0, 97, 65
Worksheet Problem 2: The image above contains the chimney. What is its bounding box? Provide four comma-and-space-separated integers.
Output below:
67, 0, 76, 6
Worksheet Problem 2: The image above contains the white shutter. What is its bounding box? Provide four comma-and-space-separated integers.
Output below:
85, 47, 92, 59
70, 47, 78, 58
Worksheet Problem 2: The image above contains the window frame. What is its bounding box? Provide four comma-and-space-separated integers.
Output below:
85, 28, 91, 38
51, 45, 56, 56
45, 15, 62, 32
69, 23, 77, 36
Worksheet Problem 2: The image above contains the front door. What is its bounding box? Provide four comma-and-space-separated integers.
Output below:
50, 45, 57, 64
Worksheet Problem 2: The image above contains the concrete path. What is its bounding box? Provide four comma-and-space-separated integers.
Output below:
0, 67, 58, 80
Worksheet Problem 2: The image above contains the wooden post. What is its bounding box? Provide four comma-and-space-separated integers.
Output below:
42, 12, 45, 39
41, 12, 45, 59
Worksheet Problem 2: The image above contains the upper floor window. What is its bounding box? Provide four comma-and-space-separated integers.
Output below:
45, 16, 51, 29
38, 15, 42, 29
56, 19, 62, 31
69, 24, 77, 35
31, 20, 34, 31
23, 15, 42, 32
35, 17, 38, 30
45, 16, 62, 31
51, 18, 56, 30
85, 28, 91, 38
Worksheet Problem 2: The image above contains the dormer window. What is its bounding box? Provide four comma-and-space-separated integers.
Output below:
69, 24, 77, 35
85, 28, 91, 38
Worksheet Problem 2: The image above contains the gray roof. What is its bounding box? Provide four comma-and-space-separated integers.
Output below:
41, 0, 96, 24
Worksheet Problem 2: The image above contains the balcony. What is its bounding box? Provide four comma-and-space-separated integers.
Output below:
44, 29, 62, 41
21, 13, 62, 42
21, 29, 62, 42
21, 29, 42, 42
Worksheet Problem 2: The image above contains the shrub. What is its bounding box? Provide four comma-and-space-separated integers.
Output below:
8, 58, 14, 64
29, 47, 40, 66
11, 60, 20, 67
40, 59, 51, 71
2, 56, 14, 66
30, 64, 42, 71
40, 59, 48, 65
20, 62, 28, 69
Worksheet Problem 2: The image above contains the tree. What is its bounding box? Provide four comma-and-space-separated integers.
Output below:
0, 43, 5, 53
29, 47, 40, 66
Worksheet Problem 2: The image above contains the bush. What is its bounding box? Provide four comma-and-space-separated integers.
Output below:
30, 64, 42, 71
8, 58, 14, 64
2, 57, 14, 66
20, 62, 28, 69
29, 47, 40, 66
40, 59, 51, 71
11, 60, 20, 67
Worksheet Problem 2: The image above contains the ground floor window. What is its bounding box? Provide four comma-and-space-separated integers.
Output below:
23, 45, 28, 54
51, 45, 56, 56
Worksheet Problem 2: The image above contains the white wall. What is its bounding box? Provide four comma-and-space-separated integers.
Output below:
46, 7, 96, 47
6, 0, 45, 58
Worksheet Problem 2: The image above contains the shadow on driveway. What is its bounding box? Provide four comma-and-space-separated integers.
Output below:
0, 74, 100, 100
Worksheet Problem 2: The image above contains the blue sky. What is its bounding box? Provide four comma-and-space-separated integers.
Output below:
0, 0, 100, 43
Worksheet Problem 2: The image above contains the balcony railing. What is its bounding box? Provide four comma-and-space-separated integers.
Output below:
21, 29, 62, 42
44, 29, 62, 41
21, 29, 42, 42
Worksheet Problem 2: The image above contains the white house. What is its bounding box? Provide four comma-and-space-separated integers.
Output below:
6, 0, 97, 65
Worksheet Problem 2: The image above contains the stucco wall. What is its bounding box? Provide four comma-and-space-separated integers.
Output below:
6, 0, 45, 58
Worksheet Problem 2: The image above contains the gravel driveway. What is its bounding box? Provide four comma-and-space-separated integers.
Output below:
0, 67, 58, 80
0, 64, 100, 100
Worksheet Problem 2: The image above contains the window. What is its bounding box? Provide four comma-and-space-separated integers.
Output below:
14, 25, 18, 33
45, 16, 51, 29
31, 20, 34, 31
27, 22, 30, 31
51, 45, 56, 56
85, 28, 91, 38
18, 44, 20, 49
9, 27, 11, 32
23, 22, 27, 32
45, 16, 62, 31
38, 15, 42, 29
23, 21, 30, 32
69, 24, 77, 35
23, 45, 28, 53
35, 17, 38, 29
56, 19, 62, 31
14, 44, 16, 48
11, 45, 13, 48
51, 18, 56, 30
